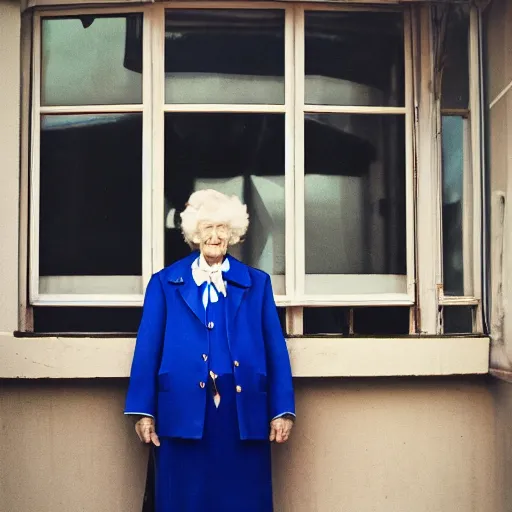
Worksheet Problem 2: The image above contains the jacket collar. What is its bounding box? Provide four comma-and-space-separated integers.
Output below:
166, 252, 251, 327
223, 255, 251, 289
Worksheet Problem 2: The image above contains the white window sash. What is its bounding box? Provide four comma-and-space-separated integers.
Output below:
29, 8, 152, 305
293, 6, 415, 305
437, 7, 483, 334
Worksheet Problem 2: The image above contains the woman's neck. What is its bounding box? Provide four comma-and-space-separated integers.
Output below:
201, 253, 224, 268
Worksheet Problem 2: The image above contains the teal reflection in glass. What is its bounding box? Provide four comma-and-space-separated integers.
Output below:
442, 115, 465, 296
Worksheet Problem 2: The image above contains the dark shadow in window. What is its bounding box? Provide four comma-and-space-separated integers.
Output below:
33, 307, 142, 334
443, 306, 473, 334
40, 114, 143, 277
353, 307, 410, 335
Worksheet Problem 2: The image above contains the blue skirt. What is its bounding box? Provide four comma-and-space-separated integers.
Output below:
154, 374, 273, 512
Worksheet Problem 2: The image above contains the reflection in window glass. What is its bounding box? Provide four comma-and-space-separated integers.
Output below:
165, 10, 284, 104
41, 15, 143, 106
440, 6, 472, 298
440, 7, 469, 110
442, 116, 468, 296
39, 114, 143, 294
304, 114, 406, 289
305, 11, 404, 106
164, 113, 285, 294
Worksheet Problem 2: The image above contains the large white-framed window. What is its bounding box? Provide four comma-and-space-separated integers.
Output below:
26, 2, 484, 336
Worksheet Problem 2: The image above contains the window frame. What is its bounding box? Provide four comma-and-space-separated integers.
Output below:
293, 5, 415, 307
30, 6, 153, 306
152, 2, 295, 305
26, 2, 484, 338
436, 7, 483, 333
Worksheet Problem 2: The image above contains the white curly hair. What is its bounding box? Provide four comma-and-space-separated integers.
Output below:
180, 189, 249, 246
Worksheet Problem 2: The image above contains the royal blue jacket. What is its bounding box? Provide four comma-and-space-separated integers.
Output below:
125, 252, 295, 440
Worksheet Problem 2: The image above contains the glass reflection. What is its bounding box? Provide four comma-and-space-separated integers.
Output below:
164, 113, 285, 293
442, 115, 468, 296
304, 114, 406, 277
165, 10, 285, 104
440, 7, 470, 110
42, 15, 143, 106
305, 11, 404, 106
39, 114, 143, 293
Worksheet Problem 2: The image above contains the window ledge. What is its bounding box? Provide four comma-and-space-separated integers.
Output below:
0, 333, 489, 379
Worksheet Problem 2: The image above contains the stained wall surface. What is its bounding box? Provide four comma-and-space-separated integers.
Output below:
485, 1, 512, 510
486, 0, 512, 369
0, 0, 20, 334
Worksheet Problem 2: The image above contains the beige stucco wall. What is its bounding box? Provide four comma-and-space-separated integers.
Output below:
489, 378, 512, 512
0, 0, 20, 334
274, 378, 498, 512
0, 377, 499, 512
485, 2, 512, 511
0, 379, 149, 512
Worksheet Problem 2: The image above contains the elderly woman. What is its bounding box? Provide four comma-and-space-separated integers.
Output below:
125, 189, 295, 512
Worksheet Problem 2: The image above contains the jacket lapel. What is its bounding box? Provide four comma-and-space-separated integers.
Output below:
224, 255, 252, 332
167, 253, 252, 328
178, 278, 206, 326
167, 253, 206, 326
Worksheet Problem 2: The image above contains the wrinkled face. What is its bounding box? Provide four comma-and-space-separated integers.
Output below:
197, 222, 230, 264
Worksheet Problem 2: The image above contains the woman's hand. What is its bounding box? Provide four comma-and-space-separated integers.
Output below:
269, 417, 294, 444
135, 416, 161, 447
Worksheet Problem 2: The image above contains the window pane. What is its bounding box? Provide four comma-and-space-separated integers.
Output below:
304, 307, 350, 335
440, 7, 469, 110
353, 307, 409, 335
41, 15, 143, 106
33, 307, 142, 333
443, 306, 474, 334
303, 306, 410, 334
164, 113, 285, 294
305, 11, 404, 107
165, 10, 284, 104
39, 114, 143, 295
304, 114, 406, 294
442, 116, 469, 296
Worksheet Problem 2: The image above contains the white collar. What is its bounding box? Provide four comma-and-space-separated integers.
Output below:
191, 255, 230, 308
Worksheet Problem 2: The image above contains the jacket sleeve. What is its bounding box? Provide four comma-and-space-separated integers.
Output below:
262, 275, 295, 420
124, 274, 166, 418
